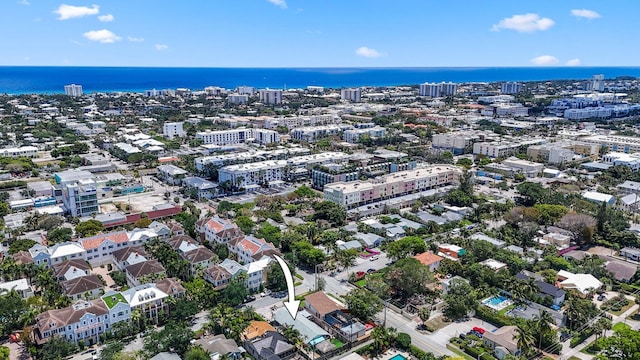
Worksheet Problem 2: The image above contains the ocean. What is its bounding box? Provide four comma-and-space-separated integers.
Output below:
1, 66, 640, 95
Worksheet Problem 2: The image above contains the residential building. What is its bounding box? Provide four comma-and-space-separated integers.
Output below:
196, 216, 244, 244
244, 257, 271, 291
585, 74, 605, 92
501, 82, 521, 94
231, 235, 278, 264
182, 177, 217, 200
162, 122, 185, 140
157, 165, 189, 185
582, 191, 615, 205
125, 260, 166, 287
342, 126, 387, 143
0, 278, 34, 299
0, 146, 39, 158
111, 246, 149, 271
431, 132, 480, 155
602, 152, 640, 170
483, 325, 519, 360
34, 299, 109, 345
203, 265, 232, 290
194, 335, 244, 360
516, 270, 566, 306
323, 310, 367, 343
62, 181, 99, 217
258, 89, 283, 105
290, 125, 346, 143
473, 139, 546, 158
419, 82, 457, 97
61, 275, 104, 300
274, 307, 330, 346
413, 252, 443, 272
341, 88, 361, 102
500, 157, 544, 178
120, 283, 171, 322
195, 129, 280, 146
304, 292, 342, 320
64, 84, 83, 97
242, 321, 277, 341
324, 165, 462, 209
227, 94, 249, 105
620, 247, 640, 262
582, 134, 640, 154
557, 270, 603, 295
52, 259, 92, 281
79, 230, 132, 267
236, 86, 255, 95
181, 247, 216, 275
244, 331, 296, 360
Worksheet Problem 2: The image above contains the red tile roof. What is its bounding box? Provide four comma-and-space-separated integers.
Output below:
103, 206, 182, 228
79, 230, 129, 250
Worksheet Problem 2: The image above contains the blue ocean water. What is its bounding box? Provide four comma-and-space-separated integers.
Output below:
1, 66, 639, 94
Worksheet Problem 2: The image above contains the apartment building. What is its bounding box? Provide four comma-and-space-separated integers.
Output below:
473, 138, 546, 158
227, 94, 249, 105
582, 134, 640, 153
195, 216, 244, 244
162, 122, 185, 139
258, 89, 282, 105
64, 84, 83, 97
419, 82, 457, 97
195, 129, 280, 146
342, 126, 387, 143
501, 82, 521, 94
602, 152, 640, 170
290, 125, 346, 142
324, 165, 462, 209
0, 146, 39, 158
341, 88, 361, 102
262, 115, 341, 129
432, 132, 481, 155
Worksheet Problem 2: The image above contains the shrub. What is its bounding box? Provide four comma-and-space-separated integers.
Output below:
396, 333, 411, 350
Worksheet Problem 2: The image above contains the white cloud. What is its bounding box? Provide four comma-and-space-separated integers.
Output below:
19, 0, 30, 5
267, 0, 287, 9
98, 14, 114, 22
492, 13, 554, 33
83, 29, 121, 43
128, 36, 144, 42
566, 58, 582, 66
355, 46, 382, 58
54, 4, 99, 20
571, 9, 601, 19
155, 44, 169, 51
530, 55, 559, 66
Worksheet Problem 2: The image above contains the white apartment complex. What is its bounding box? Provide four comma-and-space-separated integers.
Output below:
0, 146, 39, 158
195, 128, 280, 146
262, 115, 341, 129
258, 89, 283, 105
473, 138, 546, 158
64, 84, 83, 97
501, 82, 521, 94
341, 88, 362, 102
342, 126, 387, 143
162, 122, 185, 139
290, 125, 347, 142
564, 107, 613, 120
582, 134, 640, 153
324, 165, 462, 209
236, 86, 255, 95
227, 94, 249, 104
419, 82, 457, 97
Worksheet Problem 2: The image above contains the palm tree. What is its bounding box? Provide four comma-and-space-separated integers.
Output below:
281, 325, 304, 348
534, 310, 554, 350
371, 326, 396, 355
514, 326, 535, 357
594, 317, 612, 340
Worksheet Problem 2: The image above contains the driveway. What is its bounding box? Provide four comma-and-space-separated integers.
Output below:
426, 318, 498, 348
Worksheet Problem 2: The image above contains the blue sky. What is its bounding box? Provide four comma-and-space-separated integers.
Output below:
1, 0, 633, 67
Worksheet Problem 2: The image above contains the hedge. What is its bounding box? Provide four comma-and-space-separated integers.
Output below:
475, 306, 514, 327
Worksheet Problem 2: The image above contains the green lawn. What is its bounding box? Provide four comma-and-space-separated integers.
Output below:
330, 338, 344, 348
103, 293, 127, 308
613, 322, 631, 332
445, 344, 474, 360
355, 279, 366, 287
609, 301, 635, 316
498, 304, 516, 315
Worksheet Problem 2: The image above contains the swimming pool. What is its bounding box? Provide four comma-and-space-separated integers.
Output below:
482, 295, 512, 311
389, 355, 407, 360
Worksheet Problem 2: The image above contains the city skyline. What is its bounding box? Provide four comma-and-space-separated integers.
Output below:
1, 1, 632, 67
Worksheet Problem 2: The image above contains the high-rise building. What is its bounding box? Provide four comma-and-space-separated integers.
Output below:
64, 84, 83, 97
419, 82, 457, 97
258, 89, 283, 105
585, 74, 605, 92
236, 86, 255, 95
501, 82, 522, 94
341, 88, 362, 102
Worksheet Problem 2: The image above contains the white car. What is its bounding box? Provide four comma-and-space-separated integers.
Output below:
369, 256, 380, 261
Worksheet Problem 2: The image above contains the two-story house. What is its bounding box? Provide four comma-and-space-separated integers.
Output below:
52, 259, 92, 281
34, 299, 111, 346
111, 246, 149, 271
125, 260, 166, 287
196, 216, 244, 244
203, 265, 232, 290
229, 235, 279, 264
61, 275, 104, 300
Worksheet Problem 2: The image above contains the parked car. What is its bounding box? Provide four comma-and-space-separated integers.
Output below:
369, 256, 380, 261
367, 268, 376, 273
597, 294, 606, 301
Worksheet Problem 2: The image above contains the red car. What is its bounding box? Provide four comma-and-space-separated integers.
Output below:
473, 327, 486, 334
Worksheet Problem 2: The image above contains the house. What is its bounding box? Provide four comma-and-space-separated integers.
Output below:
61, 275, 104, 300
219, 259, 246, 278
194, 334, 244, 360
182, 177, 217, 200
242, 321, 277, 341
149, 353, 181, 360
438, 244, 466, 260
471, 233, 506, 248
167, 235, 200, 253
483, 325, 519, 360
353, 232, 384, 248
245, 257, 271, 292
0, 278, 34, 299
244, 331, 296, 360
480, 259, 508, 272
148, 221, 171, 239
157, 165, 188, 185
231, 235, 279, 264
166, 221, 184, 236
125, 260, 166, 286
274, 308, 330, 346
557, 270, 603, 296
304, 291, 342, 320
413, 252, 443, 272
120, 283, 170, 321
182, 247, 216, 275
52, 259, 92, 281
620, 247, 640, 262
506, 245, 524, 255
33, 299, 110, 345
79, 230, 130, 266
47, 242, 87, 266
441, 276, 469, 295
154, 277, 186, 298
603, 258, 637, 282
111, 246, 149, 271
582, 191, 615, 205
203, 265, 232, 290
543, 232, 571, 248
323, 310, 367, 343
516, 270, 566, 306
196, 216, 244, 244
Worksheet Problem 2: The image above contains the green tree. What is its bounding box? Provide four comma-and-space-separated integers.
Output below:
596, 328, 640, 360
0, 346, 9, 360
344, 288, 382, 321
235, 216, 255, 234
8, 239, 36, 255
219, 277, 248, 307
256, 222, 281, 246
99, 341, 125, 360
36, 336, 78, 360
46, 228, 73, 245
183, 346, 210, 360
444, 189, 473, 207
75, 220, 105, 237
265, 262, 288, 292
312, 201, 347, 226
385, 236, 427, 261
395, 332, 411, 350
0, 291, 28, 337
514, 326, 535, 357
516, 182, 546, 206
443, 278, 476, 321
143, 323, 194, 358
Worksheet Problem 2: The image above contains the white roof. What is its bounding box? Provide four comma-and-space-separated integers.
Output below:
0, 278, 31, 292
583, 191, 614, 203
480, 258, 507, 270
178, 241, 199, 253
559, 271, 603, 295
49, 242, 86, 259
244, 257, 271, 274
121, 284, 168, 307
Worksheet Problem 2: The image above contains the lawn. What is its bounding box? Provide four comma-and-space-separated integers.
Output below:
613, 322, 631, 332
330, 338, 344, 348
103, 293, 127, 308
445, 344, 474, 360
498, 304, 516, 316
355, 279, 366, 287
423, 315, 451, 332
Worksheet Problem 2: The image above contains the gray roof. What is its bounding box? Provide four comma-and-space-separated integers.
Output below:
182, 176, 216, 190
149, 353, 181, 360
195, 334, 242, 355
249, 331, 294, 359
274, 308, 329, 345
471, 233, 506, 247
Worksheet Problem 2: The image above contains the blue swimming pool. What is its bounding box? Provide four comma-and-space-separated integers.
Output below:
482, 295, 512, 310
389, 355, 407, 360
487, 295, 508, 306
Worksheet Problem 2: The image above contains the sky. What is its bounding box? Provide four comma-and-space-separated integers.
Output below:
1, 0, 635, 67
